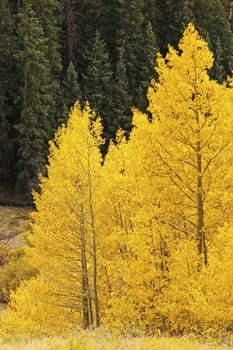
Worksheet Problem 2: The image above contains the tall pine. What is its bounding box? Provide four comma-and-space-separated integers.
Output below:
0, 0, 17, 180
111, 46, 132, 136
15, 1, 54, 193
153, 0, 184, 53
62, 62, 82, 123
31, 0, 63, 125
81, 31, 113, 147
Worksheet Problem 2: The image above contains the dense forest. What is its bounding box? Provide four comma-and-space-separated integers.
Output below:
1, 0, 233, 196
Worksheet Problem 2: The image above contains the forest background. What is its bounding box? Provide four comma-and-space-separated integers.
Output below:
1, 0, 233, 195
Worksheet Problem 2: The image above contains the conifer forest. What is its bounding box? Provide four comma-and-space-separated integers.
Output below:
2, 0, 233, 344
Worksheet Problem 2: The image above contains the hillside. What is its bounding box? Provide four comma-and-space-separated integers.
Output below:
0, 198, 31, 313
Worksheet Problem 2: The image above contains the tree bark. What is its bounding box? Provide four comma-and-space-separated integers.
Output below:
87, 150, 100, 328
80, 204, 93, 328
196, 135, 207, 265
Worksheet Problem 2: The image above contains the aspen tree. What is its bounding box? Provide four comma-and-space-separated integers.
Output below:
147, 23, 233, 265
98, 124, 167, 331
2, 102, 103, 335
146, 23, 233, 333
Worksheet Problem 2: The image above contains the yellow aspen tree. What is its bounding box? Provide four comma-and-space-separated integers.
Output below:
145, 23, 233, 334
2, 102, 103, 335
98, 123, 168, 332
147, 23, 233, 266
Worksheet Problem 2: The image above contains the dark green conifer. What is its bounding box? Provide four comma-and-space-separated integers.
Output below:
31, 0, 63, 125
111, 46, 132, 137
116, 0, 145, 104
62, 62, 83, 123
136, 21, 158, 112
81, 31, 113, 145
15, 1, 54, 193
0, 0, 17, 180
153, 0, 184, 53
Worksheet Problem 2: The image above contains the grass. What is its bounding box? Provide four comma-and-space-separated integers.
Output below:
0, 206, 31, 247
0, 205, 31, 312
0, 331, 233, 350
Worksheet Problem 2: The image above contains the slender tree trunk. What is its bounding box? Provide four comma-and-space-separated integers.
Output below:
196, 137, 207, 266
87, 150, 100, 328
80, 204, 93, 328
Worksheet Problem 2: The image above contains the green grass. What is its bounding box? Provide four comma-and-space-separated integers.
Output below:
0, 331, 233, 350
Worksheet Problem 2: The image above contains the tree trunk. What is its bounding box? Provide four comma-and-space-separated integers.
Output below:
196, 139, 207, 266
87, 150, 100, 328
80, 204, 93, 328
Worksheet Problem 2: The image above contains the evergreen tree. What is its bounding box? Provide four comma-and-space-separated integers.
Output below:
153, 0, 185, 53
136, 21, 158, 112
72, 0, 157, 137
0, 0, 17, 180
15, 1, 54, 193
111, 46, 132, 136
62, 62, 82, 122
116, 0, 145, 104
31, 0, 62, 76
31, 0, 63, 125
114, 1, 158, 111
73, 0, 102, 67
62, 0, 77, 65
81, 31, 113, 145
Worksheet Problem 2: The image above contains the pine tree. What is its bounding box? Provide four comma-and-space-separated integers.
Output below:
111, 46, 132, 137
62, 62, 82, 123
31, 0, 63, 125
153, 0, 185, 53
62, 0, 77, 65
81, 31, 113, 146
136, 21, 158, 112
15, 1, 54, 193
0, 0, 17, 180
115, 0, 145, 104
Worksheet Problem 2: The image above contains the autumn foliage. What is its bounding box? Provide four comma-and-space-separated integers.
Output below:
2, 23, 233, 338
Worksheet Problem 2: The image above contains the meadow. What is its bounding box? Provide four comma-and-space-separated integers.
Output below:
0, 331, 233, 350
